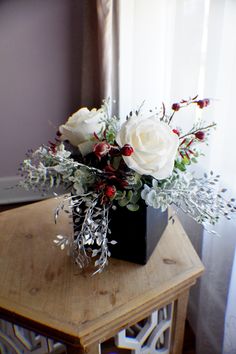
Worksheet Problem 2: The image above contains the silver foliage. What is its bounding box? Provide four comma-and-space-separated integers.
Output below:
141, 171, 236, 228
53, 193, 116, 274
19, 144, 100, 195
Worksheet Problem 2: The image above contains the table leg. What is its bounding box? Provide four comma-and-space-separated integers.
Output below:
171, 290, 190, 354
66, 343, 101, 354
86, 344, 101, 354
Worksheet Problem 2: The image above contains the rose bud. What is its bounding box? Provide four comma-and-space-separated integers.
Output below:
172, 103, 181, 111
195, 131, 205, 140
121, 144, 134, 156
93, 142, 111, 159
172, 129, 180, 136
104, 185, 116, 198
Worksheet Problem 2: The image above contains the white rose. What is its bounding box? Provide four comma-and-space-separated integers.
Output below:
116, 115, 179, 179
59, 107, 105, 155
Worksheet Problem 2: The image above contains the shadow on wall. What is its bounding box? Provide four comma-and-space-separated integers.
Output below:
0, 0, 102, 182
69, 0, 102, 111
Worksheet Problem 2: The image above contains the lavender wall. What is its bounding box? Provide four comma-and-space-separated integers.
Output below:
0, 0, 76, 178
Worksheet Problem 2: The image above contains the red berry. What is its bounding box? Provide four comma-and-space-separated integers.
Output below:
172, 129, 180, 136
197, 100, 205, 109
204, 98, 210, 106
104, 185, 116, 198
172, 103, 181, 111
120, 180, 129, 188
48, 141, 57, 154
93, 142, 111, 159
197, 99, 210, 109
104, 164, 116, 173
121, 144, 134, 156
195, 131, 205, 140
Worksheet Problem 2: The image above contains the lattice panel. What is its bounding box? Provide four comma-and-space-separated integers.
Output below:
1, 304, 173, 354
115, 303, 173, 354
0, 319, 65, 354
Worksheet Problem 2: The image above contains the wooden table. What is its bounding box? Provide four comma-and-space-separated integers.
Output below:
0, 198, 204, 354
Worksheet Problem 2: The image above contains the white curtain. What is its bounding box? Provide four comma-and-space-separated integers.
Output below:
118, 1, 236, 353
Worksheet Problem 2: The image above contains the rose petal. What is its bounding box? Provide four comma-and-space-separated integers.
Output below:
116, 115, 179, 179
58, 107, 105, 152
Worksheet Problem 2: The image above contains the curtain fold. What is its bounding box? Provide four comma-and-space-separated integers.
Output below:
70, 0, 101, 109
70, 0, 119, 113
97, 0, 120, 115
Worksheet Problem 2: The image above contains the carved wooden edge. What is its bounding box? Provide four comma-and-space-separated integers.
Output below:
79, 276, 202, 349
0, 288, 194, 354
0, 271, 202, 353
66, 343, 101, 354
0, 293, 188, 354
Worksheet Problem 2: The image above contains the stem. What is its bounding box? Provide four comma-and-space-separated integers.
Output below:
137, 100, 146, 115
160, 102, 166, 121
168, 98, 198, 124
179, 123, 216, 140
168, 111, 175, 124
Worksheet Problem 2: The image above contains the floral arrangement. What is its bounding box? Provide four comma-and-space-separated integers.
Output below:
20, 97, 236, 273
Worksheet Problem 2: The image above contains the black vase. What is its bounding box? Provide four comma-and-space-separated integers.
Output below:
72, 198, 168, 266
108, 203, 168, 265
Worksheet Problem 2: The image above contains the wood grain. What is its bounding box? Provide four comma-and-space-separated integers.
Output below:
0, 197, 204, 352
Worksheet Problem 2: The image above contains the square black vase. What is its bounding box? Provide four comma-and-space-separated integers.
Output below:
108, 203, 168, 265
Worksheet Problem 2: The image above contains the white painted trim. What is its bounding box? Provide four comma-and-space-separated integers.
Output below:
0, 176, 57, 205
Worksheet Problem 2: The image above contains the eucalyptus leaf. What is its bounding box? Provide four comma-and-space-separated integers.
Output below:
118, 198, 130, 207
130, 191, 140, 204
126, 203, 139, 211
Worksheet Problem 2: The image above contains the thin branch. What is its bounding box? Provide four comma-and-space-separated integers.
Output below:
179, 123, 216, 140
160, 102, 166, 121
168, 111, 175, 124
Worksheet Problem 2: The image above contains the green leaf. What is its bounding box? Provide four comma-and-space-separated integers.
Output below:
179, 164, 186, 172
118, 198, 130, 207
126, 204, 139, 211
182, 156, 190, 165
112, 156, 121, 170
130, 191, 140, 204
106, 131, 116, 144
127, 190, 133, 201
134, 178, 143, 190
175, 161, 186, 172
115, 190, 126, 200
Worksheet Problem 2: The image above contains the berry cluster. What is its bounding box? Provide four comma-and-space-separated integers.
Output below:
169, 96, 214, 171
93, 142, 133, 160
92, 140, 134, 202
172, 97, 210, 111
